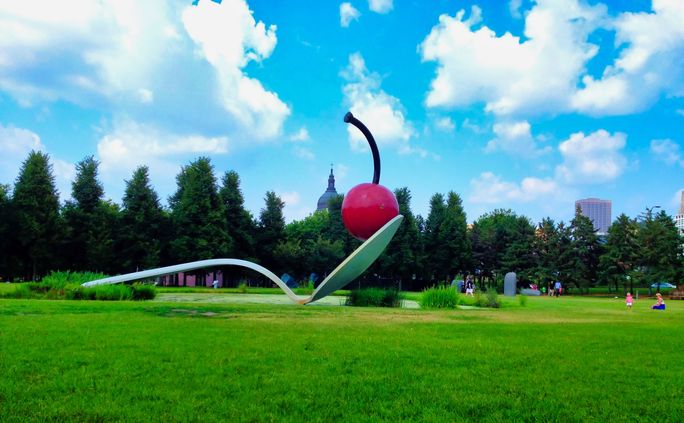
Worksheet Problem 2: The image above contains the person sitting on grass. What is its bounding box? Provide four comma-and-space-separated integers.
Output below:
651, 292, 666, 310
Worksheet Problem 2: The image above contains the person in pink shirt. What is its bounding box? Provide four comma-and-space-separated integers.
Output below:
625, 292, 633, 310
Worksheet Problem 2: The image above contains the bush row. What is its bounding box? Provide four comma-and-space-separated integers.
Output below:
419, 286, 501, 309
345, 288, 403, 307
0, 271, 156, 301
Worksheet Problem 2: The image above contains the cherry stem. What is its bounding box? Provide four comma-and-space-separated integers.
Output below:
344, 112, 380, 184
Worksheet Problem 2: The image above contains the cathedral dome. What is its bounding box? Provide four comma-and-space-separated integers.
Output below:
317, 167, 338, 211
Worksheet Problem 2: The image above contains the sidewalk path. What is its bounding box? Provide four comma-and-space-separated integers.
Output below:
155, 293, 420, 308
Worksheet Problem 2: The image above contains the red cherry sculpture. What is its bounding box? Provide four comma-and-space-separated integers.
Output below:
341, 112, 400, 241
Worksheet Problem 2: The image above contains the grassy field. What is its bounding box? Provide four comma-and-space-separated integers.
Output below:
1, 295, 682, 422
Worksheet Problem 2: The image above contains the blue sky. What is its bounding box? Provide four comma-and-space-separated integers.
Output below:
0, 0, 683, 224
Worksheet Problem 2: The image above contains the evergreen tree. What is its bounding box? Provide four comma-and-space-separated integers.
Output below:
500, 216, 537, 283
324, 194, 359, 256
62, 156, 118, 272
599, 214, 639, 292
118, 166, 166, 272
639, 210, 683, 289
531, 218, 559, 289
0, 184, 14, 279
470, 209, 525, 287
219, 170, 256, 260
169, 157, 231, 264
554, 222, 575, 287
257, 191, 285, 271
439, 191, 471, 280
569, 205, 602, 292
424, 193, 447, 281
375, 187, 422, 288
12, 151, 62, 280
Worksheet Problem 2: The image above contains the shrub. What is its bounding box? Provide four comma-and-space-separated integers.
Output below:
132, 284, 156, 300
484, 288, 501, 308
238, 281, 248, 293
294, 281, 314, 295
518, 293, 528, 307
420, 286, 459, 309
2, 283, 32, 299
94, 284, 132, 301
40, 271, 108, 289
346, 288, 403, 307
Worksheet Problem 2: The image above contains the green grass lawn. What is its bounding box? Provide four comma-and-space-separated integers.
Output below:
1, 295, 682, 422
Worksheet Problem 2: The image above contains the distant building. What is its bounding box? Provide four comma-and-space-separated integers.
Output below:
675, 191, 684, 237
316, 167, 339, 211
575, 198, 612, 235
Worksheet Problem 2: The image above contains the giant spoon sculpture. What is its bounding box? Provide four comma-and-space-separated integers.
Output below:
83, 113, 403, 304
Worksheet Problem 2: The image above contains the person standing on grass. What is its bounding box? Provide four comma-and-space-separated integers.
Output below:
554, 280, 562, 297
625, 292, 633, 310
465, 275, 474, 297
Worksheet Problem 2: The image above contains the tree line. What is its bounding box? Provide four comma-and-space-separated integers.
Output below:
1, 151, 682, 291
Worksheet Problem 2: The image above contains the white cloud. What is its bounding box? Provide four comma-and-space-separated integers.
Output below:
485, 120, 552, 157
289, 127, 310, 142
96, 119, 230, 202
277, 190, 312, 221
0, 122, 74, 199
435, 117, 455, 132
420, 2, 604, 116
509, 0, 523, 19
650, 138, 684, 167
469, 172, 559, 204
368, 0, 393, 14
555, 130, 627, 184
0, 1, 175, 106
183, 0, 290, 138
294, 147, 315, 160
420, 1, 684, 118
0, 0, 289, 140
340, 2, 360, 27
462, 118, 484, 134
0, 123, 43, 185
341, 52, 416, 154
335, 164, 350, 180
571, 0, 684, 115
137, 88, 154, 104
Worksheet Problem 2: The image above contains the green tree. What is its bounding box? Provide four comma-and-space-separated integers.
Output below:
423, 193, 447, 281
219, 170, 256, 260
62, 156, 118, 273
257, 191, 285, 272
639, 210, 683, 289
305, 236, 345, 280
323, 194, 359, 256
375, 187, 422, 288
12, 151, 62, 280
568, 206, 602, 292
500, 215, 537, 283
169, 157, 231, 265
471, 209, 528, 287
599, 214, 639, 292
118, 166, 166, 272
530, 218, 560, 289
0, 184, 15, 279
440, 191, 471, 280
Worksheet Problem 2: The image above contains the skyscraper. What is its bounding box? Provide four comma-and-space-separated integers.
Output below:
575, 198, 612, 235
675, 191, 684, 237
